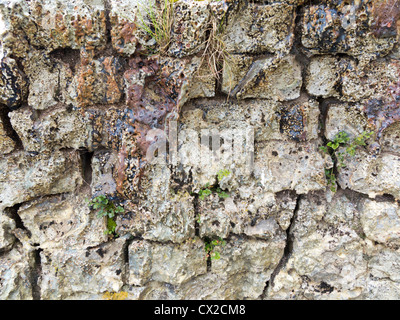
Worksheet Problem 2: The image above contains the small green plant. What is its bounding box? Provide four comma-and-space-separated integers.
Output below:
136, 0, 175, 54
197, 169, 231, 200
320, 131, 374, 192
217, 169, 231, 182
88, 195, 124, 236
204, 237, 226, 260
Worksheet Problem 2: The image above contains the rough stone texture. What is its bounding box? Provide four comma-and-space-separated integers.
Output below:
39, 237, 126, 299
17, 193, 107, 249
306, 55, 341, 99
0, 0, 400, 300
0, 151, 82, 210
175, 235, 286, 299
222, 54, 302, 100
0, 245, 34, 300
9, 106, 88, 152
0, 212, 16, 251
254, 141, 327, 194
0, 56, 27, 108
223, 2, 296, 54
0, 116, 15, 154
337, 149, 400, 199
301, 0, 397, 66
266, 192, 400, 300
128, 238, 206, 286
109, 0, 139, 56
168, 0, 210, 58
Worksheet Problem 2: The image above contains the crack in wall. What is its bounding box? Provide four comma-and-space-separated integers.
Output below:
261, 193, 302, 299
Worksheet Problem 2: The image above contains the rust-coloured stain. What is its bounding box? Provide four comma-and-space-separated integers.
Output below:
110, 17, 138, 54
116, 143, 128, 195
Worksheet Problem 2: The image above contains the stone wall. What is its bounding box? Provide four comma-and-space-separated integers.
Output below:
0, 0, 399, 300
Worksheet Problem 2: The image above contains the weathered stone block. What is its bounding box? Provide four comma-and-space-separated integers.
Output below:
325, 103, 369, 142
254, 140, 327, 194
39, 237, 126, 299
338, 149, 400, 199
1, 0, 107, 54
0, 245, 34, 300
177, 235, 285, 299
306, 55, 341, 98
109, 0, 139, 55
361, 200, 400, 247
301, 1, 397, 66
0, 151, 82, 210
223, 2, 296, 54
76, 53, 124, 107
168, 0, 210, 58
9, 106, 88, 152
17, 193, 106, 249
117, 165, 195, 243
267, 193, 368, 300
222, 55, 302, 100
128, 238, 206, 286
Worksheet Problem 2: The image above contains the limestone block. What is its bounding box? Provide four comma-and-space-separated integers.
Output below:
176, 235, 285, 299
340, 59, 400, 103
177, 98, 320, 193
380, 122, 400, 154
0, 56, 27, 109
9, 106, 88, 152
0, 151, 82, 210
39, 237, 126, 299
168, 0, 210, 58
185, 59, 216, 99
0, 116, 15, 155
267, 193, 368, 300
25, 56, 76, 110
128, 238, 206, 286
17, 194, 107, 249
109, 0, 140, 55
223, 2, 296, 54
254, 140, 327, 194
360, 200, 400, 247
182, 98, 319, 142
301, 1, 397, 66
117, 165, 195, 243
197, 190, 296, 239
222, 54, 302, 100
368, 247, 400, 283
337, 149, 400, 199
198, 193, 231, 239
306, 55, 341, 98
0, 245, 34, 300
0, 0, 107, 54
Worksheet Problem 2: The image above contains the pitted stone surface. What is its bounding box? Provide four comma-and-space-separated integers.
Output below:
0, 0, 399, 300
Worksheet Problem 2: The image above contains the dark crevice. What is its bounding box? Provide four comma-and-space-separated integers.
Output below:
79, 149, 94, 187
193, 194, 200, 238
0, 106, 24, 151
31, 248, 42, 300
49, 48, 81, 73
122, 234, 135, 285
4, 203, 29, 235
261, 193, 301, 299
